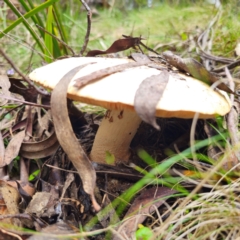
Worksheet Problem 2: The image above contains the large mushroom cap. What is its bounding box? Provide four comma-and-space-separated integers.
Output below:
29, 57, 231, 118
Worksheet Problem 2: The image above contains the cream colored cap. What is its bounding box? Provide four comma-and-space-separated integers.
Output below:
29, 57, 231, 118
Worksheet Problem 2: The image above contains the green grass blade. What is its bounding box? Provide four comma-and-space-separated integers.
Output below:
84, 132, 228, 231
25, 0, 45, 29
18, 0, 39, 26
3, 0, 44, 52
1, 0, 59, 53
53, 3, 69, 55
44, 5, 54, 63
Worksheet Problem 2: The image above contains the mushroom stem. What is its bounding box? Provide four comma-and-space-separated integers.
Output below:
90, 109, 142, 164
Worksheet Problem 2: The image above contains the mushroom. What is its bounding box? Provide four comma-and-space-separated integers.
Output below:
29, 57, 231, 165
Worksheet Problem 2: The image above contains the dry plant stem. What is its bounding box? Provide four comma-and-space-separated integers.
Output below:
25, 106, 34, 138
79, 0, 92, 56
197, 7, 222, 69
190, 112, 202, 169
199, 49, 233, 64
214, 58, 240, 73
155, 156, 229, 238
140, 41, 163, 59
0, 229, 22, 240
90, 109, 142, 164
0, 213, 31, 220
0, 94, 50, 109
0, 48, 49, 96
204, 122, 219, 161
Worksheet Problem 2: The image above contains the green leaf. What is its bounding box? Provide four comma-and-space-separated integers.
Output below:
28, 169, 40, 181
105, 151, 115, 165
181, 32, 188, 40
45, 5, 54, 63
52, 3, 69, 56
138, 149, 157, 167
1, 0, 59, 52
24, 0, 45, 34
136, 225, 153, 240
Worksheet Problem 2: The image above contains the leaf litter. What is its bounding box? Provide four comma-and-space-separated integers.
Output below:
1, 4, 240, 239
1, 49, 239, 239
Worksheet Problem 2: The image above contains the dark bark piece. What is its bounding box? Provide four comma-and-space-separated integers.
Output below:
50, 64, 100, 212
134, 70, 169, 130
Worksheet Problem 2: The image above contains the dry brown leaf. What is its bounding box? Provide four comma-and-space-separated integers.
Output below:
51, 64, 101, 212
2, 130, 25, 167
20, 132, 59, 159
25, 192, 58, 217
60, 173, 74, 201
7, 180, 35, 197
0, 74, 11, 106
134, 70, 169, 130
86, 36, 142, 57
2, 119, 27, 138
0, 180, 21, 226
35, 109, 51, 138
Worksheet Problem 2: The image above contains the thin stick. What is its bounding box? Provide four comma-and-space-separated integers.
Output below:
0, 94, 50, 109
79, 0, 92, 55
0, 48, 49, 96
122, 34, 165, 60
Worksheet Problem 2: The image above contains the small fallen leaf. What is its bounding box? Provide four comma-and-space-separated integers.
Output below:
105, 151, 115, 165
3, 130, 25, 167
135, 225, 154, 240
25, 192, 57, 217
0, 180, 21, 226
87, 37, 142, 57
134, 70, 169, 130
